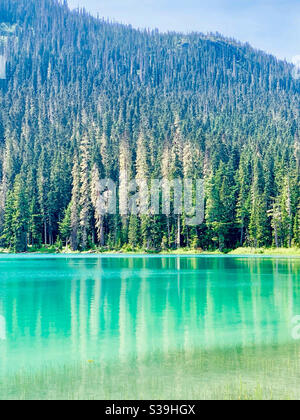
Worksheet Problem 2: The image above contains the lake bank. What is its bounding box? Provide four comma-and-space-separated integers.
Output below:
1, 246, 300, 257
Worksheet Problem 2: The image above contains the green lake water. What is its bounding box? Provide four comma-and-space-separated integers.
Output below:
0, 255, 300, 399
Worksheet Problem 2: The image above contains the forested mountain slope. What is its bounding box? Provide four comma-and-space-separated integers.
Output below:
0, 0, 299, 252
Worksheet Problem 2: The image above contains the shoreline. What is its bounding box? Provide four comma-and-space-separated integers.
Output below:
1, 247, 300, 257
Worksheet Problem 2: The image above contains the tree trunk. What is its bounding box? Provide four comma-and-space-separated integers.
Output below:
274, 224, 279, 248
99, 216, 105, 246
240, 219, 244, 245
177, 214, 181, 248
167, 216, 170, 248
44, 221, 47, 245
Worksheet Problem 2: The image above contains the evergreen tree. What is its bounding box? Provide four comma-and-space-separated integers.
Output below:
3, 174, 29, 252
70, 156, 80, 251
79, 133, 92, 249
91, 163, 105, 246
59, 203, 71, 247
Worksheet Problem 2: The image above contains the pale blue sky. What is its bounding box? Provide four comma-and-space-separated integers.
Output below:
67, 0, 300, 61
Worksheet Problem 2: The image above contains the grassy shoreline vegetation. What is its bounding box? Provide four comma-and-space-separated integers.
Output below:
1, 245, 300, 256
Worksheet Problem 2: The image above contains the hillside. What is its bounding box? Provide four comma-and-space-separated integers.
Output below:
0, 0, 299, 252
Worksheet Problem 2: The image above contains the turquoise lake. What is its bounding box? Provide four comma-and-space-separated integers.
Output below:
0, 255, 300, 399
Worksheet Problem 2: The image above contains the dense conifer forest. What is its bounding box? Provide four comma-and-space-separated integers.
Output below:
0, 0, 299, 252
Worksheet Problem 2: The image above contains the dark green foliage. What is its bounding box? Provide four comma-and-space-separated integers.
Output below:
2, 174, 28, 251
0, 0, 299, 251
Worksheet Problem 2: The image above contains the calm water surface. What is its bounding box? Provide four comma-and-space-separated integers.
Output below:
0, 255, 300, 395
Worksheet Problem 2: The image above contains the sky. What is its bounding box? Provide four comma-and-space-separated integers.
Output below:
67, 0, 300, 62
